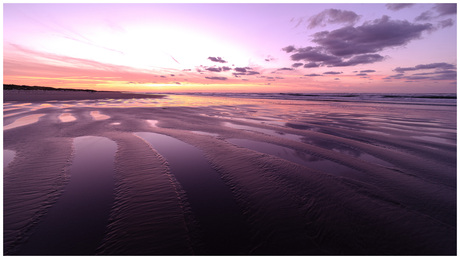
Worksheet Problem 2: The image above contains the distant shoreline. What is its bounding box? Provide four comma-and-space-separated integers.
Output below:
3, 84, 165, 102
3, 89, 165, 102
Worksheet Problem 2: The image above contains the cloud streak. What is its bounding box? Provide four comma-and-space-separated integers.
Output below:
394, 62, 456, 73
386, 4, 414, 11
207, 56, 227, 63
205, 76, 227, 80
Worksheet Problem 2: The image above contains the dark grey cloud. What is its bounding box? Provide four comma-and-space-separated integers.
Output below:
304, 73, 323, 77
308, 9, 360, 29
206, 67, 222, 72
404, 75, 430, 80
292, 62, 304, 68
284, 16, 431, 67
290, 47, 341, 63
282, 45, 296, 53
386, 4, 415, 11
356, 73, 367, 76
222, 66, 232, 71
334, 54, 385, 67
208, 56, 227, 63
415, 4, 457, 21
435, 3, 457, 16
411, 70, 457, 80
304, 62, 320, 68
383, 73, 405, 80
278, 67, 295, 71
323, 71, 342, 75
394, 62, 456, 73
265, 55, 275, 62
311, 16, 432, 56
182, 69, 192, 72
438, 18, 454, 28
205, 76, 227, 80
385, 64, 456, 81
232, 67, 260, 77
361, 69, 376, 73
415, 11, 432, 21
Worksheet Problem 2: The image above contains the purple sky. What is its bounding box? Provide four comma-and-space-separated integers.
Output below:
3, 3, 457, 93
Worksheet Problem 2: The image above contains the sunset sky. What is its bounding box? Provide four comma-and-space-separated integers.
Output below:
3, 3, 457, 93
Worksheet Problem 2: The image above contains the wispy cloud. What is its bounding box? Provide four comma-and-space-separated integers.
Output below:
394, 62, 455, 73
307, 8, 361, 29
205, 76, 227, 80
386, 4, 415, 11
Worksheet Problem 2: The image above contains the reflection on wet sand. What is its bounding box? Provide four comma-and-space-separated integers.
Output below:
4, 114, 45, 130
3, 94, 456, 255
16, 136, 116, 255
90, 111, 110, 120
58, 113, 77, 123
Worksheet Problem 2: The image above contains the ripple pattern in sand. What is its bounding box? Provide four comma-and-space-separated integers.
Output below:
15, 136, 116, 255
135, 132, 251, 254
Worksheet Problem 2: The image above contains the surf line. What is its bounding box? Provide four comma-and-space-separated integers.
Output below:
135, 132, 252, 254
16, 136, 116, 255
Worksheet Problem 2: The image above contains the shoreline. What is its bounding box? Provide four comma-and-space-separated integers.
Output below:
3, 90, 165, 102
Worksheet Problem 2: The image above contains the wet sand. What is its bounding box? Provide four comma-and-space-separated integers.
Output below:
3, 92, 456, 255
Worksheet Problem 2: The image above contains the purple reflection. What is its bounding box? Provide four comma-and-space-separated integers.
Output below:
135, 132, 251, 254
17, 136, 116, 255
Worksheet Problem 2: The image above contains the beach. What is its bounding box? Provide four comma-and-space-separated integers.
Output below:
3, 90, 456, 255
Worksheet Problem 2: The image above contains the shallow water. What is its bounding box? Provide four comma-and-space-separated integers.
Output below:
135, 132, 251, 254
16, 136, 116, 255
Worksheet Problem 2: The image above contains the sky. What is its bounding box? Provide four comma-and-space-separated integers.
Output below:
2, 2, 457, 93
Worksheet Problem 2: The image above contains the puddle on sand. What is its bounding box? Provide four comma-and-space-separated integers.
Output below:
146, 120, 159, 127
58, 113, 77, 123
135, 132, 250, 254
227, 138, 358, 177
4, 114, 45, 130
4, 150, 16, 168
90, 111, 110, 121
16, 136, 116, 255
